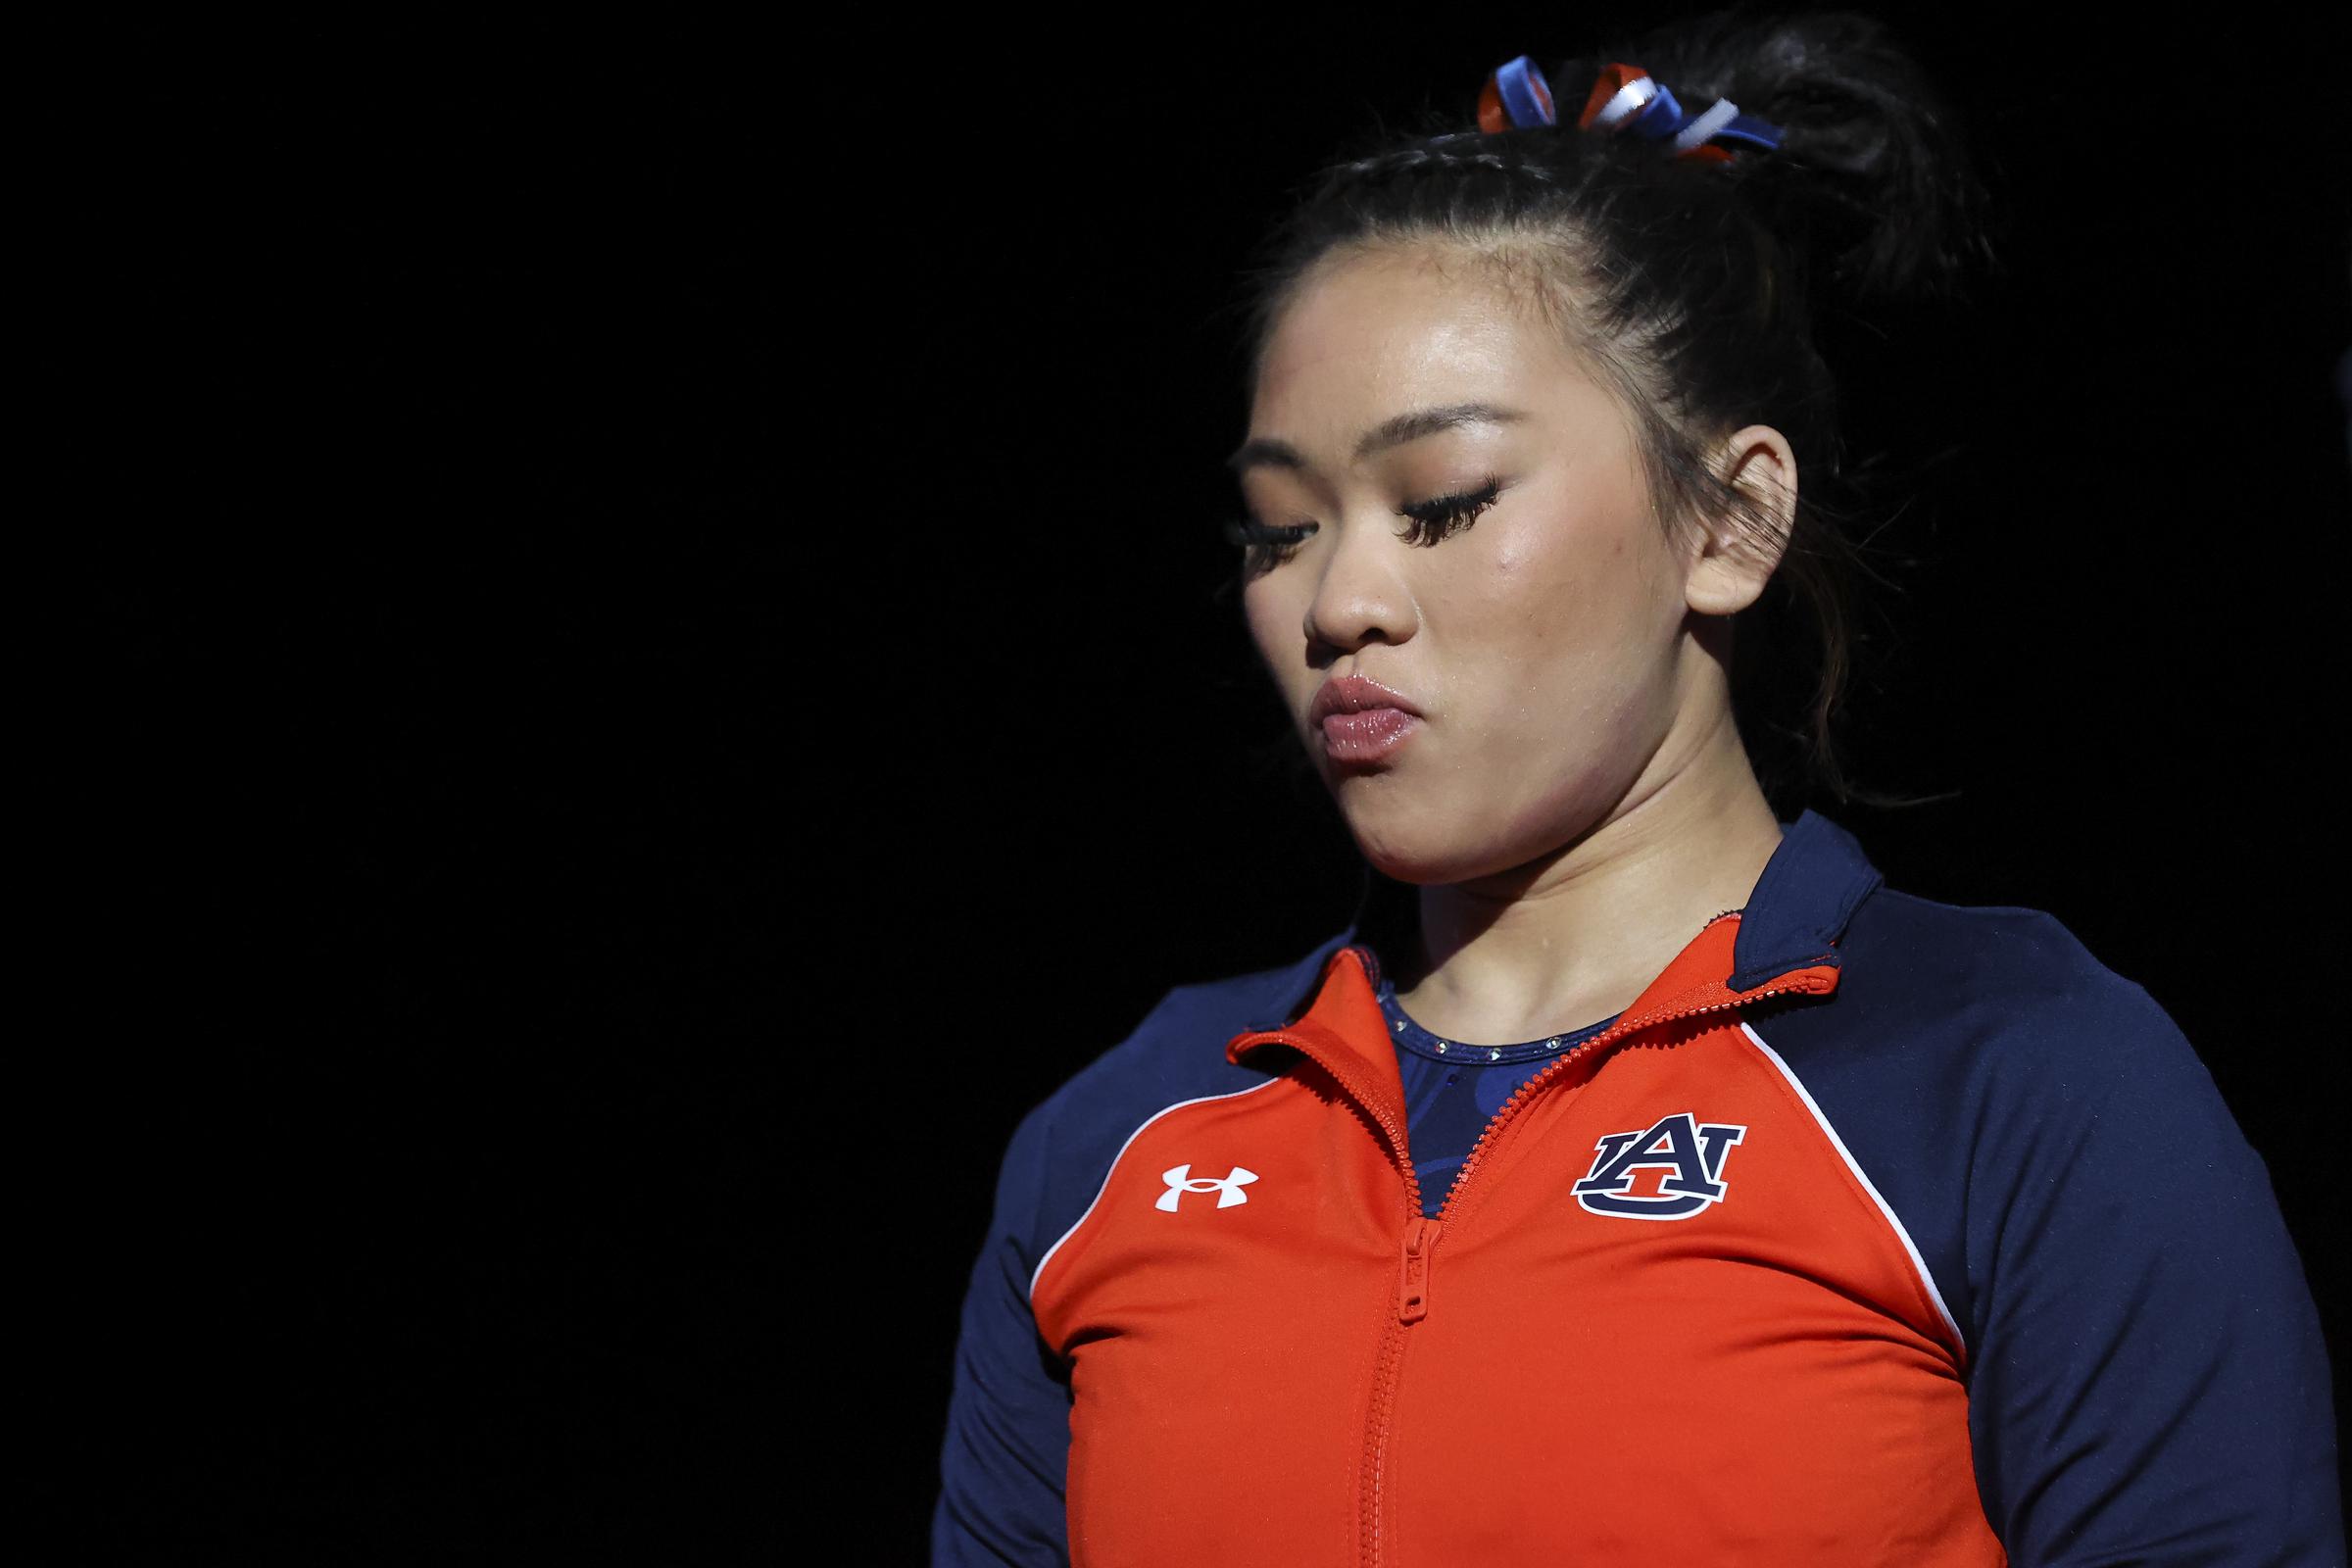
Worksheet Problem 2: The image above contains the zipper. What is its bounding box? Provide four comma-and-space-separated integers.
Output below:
1235, 944, 1837, 1568
1396, 1215, 1436, 1325
1229, 993, 1430, 1568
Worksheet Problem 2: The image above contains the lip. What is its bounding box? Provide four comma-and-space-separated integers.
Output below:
1309, 673, 1425, 727
1310, 673, 1425, 764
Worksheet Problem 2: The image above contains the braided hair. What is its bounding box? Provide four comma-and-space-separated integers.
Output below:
1234, 9, 1992, 811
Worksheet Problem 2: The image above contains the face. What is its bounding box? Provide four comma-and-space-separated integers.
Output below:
1237, 242, 1765, 887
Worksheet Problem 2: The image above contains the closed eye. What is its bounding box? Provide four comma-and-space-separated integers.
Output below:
1398, 477, 1503, 546
1223, 514, 1316, 575
1222, 475, 1506, 572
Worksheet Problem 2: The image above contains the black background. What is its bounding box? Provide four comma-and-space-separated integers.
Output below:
74, 5, 2348, 1560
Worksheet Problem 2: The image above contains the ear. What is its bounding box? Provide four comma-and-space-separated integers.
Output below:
1684, 424, 1797, 617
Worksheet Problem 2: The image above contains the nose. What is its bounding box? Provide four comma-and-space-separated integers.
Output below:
1301, 511, 1419, 656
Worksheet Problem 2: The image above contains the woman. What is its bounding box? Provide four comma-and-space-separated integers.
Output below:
933, 12, 2342, 1563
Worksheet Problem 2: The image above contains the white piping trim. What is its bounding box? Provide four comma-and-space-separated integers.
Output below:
1027, 1076, 1287, 1302
1737, 1020, 1968, 1357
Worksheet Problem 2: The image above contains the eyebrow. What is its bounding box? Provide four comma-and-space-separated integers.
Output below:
1226, 401, 1530, 475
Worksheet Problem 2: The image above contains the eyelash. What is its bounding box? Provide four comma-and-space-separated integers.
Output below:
1223, 477, 1505, 568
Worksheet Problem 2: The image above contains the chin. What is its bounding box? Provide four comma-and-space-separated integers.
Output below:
1340, 805, 1503, 889
1340, 777, 1609, 889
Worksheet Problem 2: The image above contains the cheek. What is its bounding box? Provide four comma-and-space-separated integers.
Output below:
1449, 506, 1660, 661
1428, 511, 1683, 772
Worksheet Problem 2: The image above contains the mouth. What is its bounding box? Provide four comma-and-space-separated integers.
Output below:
1309, 673, 1425, 765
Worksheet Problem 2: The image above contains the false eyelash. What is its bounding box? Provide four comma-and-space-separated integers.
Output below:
1221, 475, 1507, 567
1222, 515, 1316, 549
1398, 477, 1504, 546
1222, 514, 1317, 572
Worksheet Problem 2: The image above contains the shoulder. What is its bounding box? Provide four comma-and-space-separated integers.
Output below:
1825, 882, 2262, 1224
1847, 884, 2141, 1008
1829, 883, 2210, 1095
992, 930, 1352, 1278
1751, 879, 2255, 1348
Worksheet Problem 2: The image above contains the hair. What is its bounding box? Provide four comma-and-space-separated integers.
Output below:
1226, 7, 1993, 813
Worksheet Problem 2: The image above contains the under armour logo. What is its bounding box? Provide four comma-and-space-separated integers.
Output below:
1573, 1112, 1746, 1220
1156, 1163, 1259, 1211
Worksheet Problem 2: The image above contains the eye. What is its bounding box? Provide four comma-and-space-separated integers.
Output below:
1397, 477, 1504, 546
1220, 475, 1504, 571
1222, 514, 1316, 573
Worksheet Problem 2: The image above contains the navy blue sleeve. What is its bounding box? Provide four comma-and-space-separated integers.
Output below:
933, 1098, 1072, 1567
1965, 969, 2345, 1563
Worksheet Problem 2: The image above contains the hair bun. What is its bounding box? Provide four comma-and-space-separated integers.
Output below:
1558, 10, 1992, 298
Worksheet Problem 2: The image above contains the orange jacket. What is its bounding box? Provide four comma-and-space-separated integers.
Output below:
935, 810, 2343, 1564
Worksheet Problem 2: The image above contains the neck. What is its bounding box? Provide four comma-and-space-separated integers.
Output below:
1392, 718, 1787, 1048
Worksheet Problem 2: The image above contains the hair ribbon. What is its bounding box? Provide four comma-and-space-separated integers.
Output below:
1478, 56, 1783, 164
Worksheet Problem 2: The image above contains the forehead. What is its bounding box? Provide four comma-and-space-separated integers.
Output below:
1250, 242, 1583, 430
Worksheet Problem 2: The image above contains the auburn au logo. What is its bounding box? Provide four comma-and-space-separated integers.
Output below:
1573, 1112, 1747, 1219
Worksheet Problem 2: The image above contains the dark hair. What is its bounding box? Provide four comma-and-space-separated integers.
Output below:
1229, 8, 1991, 812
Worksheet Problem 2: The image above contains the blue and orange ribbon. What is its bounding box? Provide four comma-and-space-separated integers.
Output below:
1478, 56, 1783, 165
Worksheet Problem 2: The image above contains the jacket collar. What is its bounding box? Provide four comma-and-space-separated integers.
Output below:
1728, 808, 1886, 991
1235, 808, 1885, 1043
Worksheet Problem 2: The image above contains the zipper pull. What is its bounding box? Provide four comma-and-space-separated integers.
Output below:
1396, 1216, 1441, 1325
